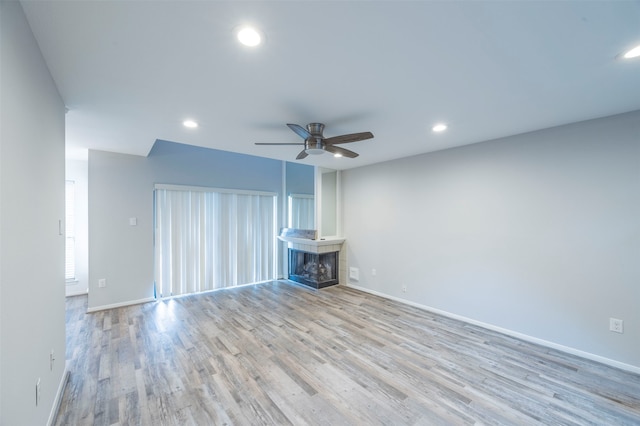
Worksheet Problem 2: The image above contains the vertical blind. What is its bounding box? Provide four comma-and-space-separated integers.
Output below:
154, 185, 278, 298
288, 193, 314, 229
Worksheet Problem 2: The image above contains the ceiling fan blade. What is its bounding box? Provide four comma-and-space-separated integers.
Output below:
324, 145, 359, 158
296, 149, 309, 160
255, 142, 304, 145
287, 123, 312, 139
324, 131, 374, 145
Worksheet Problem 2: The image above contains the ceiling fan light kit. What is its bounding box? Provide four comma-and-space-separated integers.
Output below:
255, 122, 374, 160
305, 145, 325, 155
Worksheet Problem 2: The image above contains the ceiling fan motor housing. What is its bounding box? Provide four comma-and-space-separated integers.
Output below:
305, 136, 325, 155
305, 123, 326, 154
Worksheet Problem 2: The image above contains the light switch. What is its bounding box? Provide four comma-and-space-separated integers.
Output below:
129, 217, 137, 226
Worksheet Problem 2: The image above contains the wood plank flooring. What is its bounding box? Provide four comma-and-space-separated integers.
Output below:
55, 281, 640, 425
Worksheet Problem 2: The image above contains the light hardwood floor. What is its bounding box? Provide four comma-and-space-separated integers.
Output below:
55, 281, 640, 425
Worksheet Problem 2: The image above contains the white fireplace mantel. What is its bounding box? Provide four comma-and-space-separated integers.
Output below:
278, 236, 345, 255
278, 236, 345, 246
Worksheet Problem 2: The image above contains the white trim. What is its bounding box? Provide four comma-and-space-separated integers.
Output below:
336, 170, 342, 237
47, 366, 70, 426
345, 282, 640, 375
281, 161, 287, 281
314, 167, 321, 237
86, 297, 155, 313
154, 183, 277, 197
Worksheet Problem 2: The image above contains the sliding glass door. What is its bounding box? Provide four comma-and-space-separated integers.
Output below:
154, 185, 277, 298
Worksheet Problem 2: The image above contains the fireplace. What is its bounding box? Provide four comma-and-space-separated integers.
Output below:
278, 231, 345, 288
288, 249, 339, 289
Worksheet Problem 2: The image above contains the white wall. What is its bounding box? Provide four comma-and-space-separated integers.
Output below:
342, 111, 640, 370
65, 159, 88, 296
0, 2, 67, 424
88, 140, 284, 311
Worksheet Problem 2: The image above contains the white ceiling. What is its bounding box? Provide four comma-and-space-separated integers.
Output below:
21, 0, 640, 170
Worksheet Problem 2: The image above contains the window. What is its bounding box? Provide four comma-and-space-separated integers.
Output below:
65, 180, 76, 281
154, 185, 278, 297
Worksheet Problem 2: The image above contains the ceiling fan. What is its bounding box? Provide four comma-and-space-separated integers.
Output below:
255, 123, 374, 160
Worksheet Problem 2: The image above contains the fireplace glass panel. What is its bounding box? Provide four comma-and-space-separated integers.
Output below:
288, 249, 338, 289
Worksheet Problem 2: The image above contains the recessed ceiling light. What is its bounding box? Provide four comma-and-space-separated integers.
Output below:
432, 123, 447, 132
183, 120, 198, 128
334, 153, 343, 158
237, 27, 262, 47
622, 44, 640, 59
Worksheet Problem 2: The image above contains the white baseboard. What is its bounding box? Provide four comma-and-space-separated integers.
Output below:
345, 282, 640, 375
48, 366, 70, 426
86, 297, 155, 313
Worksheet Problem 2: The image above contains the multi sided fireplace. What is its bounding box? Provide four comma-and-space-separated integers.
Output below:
278, 230, 345, 289
288, 248, 339, 289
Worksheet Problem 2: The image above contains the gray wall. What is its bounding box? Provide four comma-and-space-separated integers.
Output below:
0, 2, 67, 424
88, 140, 284, 310
88, 151, 153, 310
342, 110, 640, 369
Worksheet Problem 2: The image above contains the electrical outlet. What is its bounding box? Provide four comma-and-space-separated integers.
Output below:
402, 285, 407, 293
371, 269, 377, 276
609, 318, 624, 334
98, 278, 106, 288
50, 350, 55, 371
36, 378, 41, 406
